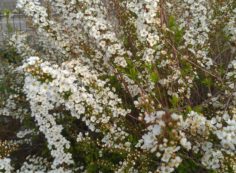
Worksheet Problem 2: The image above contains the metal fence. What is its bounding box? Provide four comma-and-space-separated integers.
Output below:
0, 12, 29, 31
0, 12, 31, 43
0, 0, 17, 11
0, 0, 31, 43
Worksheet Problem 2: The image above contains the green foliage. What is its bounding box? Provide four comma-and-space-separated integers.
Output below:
0, 78, 11, 95
201, 78, 213, 88
193, 105, 203, 113
150, 71, 159, 83
128, 66, 139, 81
127, 134, 139, 147
125, 59, 139, 81
0, 46, 22, 64
0, 46, 22, 100
145, 63, 159, 83
62, 90, 73, 100
73, 140, 127, 173
180, 60, 193, 77
168, 15, 184, 46
176, 158, 204, 173
170, 95, 179, 108
107, 75, 124, 100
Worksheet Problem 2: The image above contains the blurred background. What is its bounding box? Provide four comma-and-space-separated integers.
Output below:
0, 0, 29, 44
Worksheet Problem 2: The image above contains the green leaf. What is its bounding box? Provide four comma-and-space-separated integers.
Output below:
62, 90, 72, 100
180, 60, 192, 76
193, 105, 203, 113
202, 78, 213, 87
168, 15, 176, 30
186, 106, 192, 112
176, 159, 199, 173
145, 63, 152, 72
150, 72, 159, 83
129, 67, 138, 81
87, 163, 98, 173
168, 15, 184, 45
170, 95, 179, 107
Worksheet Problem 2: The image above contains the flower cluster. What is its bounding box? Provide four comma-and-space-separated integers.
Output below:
0, 158, 13, 173
0, 0, 235, 172
178, 0, 213, 69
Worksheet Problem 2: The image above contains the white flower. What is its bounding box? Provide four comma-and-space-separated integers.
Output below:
0, 158, 13, 173
114, 57, 127, 67
180, 138, 192, 151
90, 116, 97, 122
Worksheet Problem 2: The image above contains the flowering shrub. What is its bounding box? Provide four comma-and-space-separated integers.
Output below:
0, 0, 236, 172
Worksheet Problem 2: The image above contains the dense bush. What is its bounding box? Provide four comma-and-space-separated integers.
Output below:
0, 0, 235, 172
